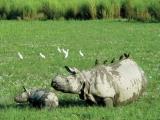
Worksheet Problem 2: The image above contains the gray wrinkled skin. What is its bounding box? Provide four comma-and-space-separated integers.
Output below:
51, 59, 147, 107
15, 88, 59, 108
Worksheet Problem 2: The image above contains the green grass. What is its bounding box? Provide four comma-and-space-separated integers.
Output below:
0, 20, 160, 120
0, 0, 160, 21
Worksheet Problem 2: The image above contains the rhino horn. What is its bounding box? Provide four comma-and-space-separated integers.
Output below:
23, 86, 27, 92
23, 86, 30, 95
64, 66, 76, 75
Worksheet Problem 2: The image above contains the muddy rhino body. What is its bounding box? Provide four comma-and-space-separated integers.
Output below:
15, 88, 59, 108
52, 59, 147, 107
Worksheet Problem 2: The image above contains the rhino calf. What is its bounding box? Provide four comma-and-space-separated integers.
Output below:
15, 87, 59, 108
51, 58, 147, 107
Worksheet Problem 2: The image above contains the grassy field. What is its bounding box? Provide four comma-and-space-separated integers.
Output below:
0, 20, 160, 120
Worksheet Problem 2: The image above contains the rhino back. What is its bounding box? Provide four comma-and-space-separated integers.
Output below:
108, 59, 147, 104
28, 89, 48, 107
28, 89, 59, 108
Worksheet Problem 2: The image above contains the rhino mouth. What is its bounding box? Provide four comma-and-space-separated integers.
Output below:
51, 80, 71, 93
51, 81, 63, 91
14, 96, 28, 103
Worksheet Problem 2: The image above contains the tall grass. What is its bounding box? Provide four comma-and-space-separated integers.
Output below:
96, 0, 121, 19
0, 0, 160, 21
148, 0, 160, 21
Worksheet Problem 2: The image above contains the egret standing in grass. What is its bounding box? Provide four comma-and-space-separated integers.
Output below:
79, 50, 84, 57
40, 53, 46, 59
62, 49, 68, 54
62, 49, 69, 59
57, 47, 61, 53
17, 52, 23, 60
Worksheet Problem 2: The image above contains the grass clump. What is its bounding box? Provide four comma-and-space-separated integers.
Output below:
96, 0, 121, 19
39, 0, 60, 20
0, 1, 9, 19
21, 3, 37, 20
120, 0, 151, 22
148, 0, 160, 22
76, 0, 97, 20
133, 1, 151, 22
7, 1, 22, 19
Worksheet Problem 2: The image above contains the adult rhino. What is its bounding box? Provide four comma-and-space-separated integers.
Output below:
51, 55, 147, 107
15, 87, 59, 108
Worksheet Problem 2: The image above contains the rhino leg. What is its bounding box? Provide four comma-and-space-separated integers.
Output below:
103, 97, 113, 107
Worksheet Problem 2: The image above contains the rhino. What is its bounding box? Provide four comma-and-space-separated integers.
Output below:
15, 87, 59, 108
51, 55, 147, 107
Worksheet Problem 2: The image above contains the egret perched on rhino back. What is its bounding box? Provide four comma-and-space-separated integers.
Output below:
51, 54, 147, 107
15, 87, 59, 108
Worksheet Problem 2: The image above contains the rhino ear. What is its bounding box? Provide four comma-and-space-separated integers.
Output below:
64, 66, 76, 75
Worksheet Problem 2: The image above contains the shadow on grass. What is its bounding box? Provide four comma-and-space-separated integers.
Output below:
59, 99, 88, 107
0, 103, 29, 110
0, 99, 90, 110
